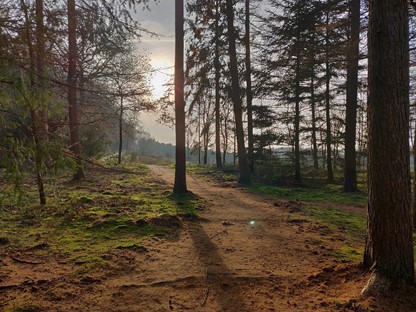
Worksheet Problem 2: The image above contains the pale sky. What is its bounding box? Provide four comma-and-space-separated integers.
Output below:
134, 1, 176, 144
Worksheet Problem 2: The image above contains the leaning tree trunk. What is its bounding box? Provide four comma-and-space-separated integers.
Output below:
68, 0, 84, 181
225, 0, 250, 184
174, 0, 187, 194
362, 0, 414, 293
344, 0, 360, 192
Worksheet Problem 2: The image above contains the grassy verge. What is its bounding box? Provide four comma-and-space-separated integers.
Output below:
0, 163, 202, 274
186, 163, 239, 183
248, 181, 367, 262
247, 183, 366, 206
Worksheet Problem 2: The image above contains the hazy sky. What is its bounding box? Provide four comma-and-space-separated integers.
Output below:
134, 1, 176, 144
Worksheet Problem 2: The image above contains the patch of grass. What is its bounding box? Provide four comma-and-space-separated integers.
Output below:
72, 256, 109, 276
168, 191, 203, 217
187, 164, 238, 183
247, 183, 366, 206
0, 163, 202, 275
332, 246, 362, 263
187, 164, 366, 206
304, 205, 367, 241
295, 204, 366, 263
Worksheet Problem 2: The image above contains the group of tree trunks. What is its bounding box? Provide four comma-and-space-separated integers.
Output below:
175, 0, 415, 293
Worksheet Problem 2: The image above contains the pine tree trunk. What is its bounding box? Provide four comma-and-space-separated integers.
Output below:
174, 0, 187, 194
68, 0, 84, 181
310, 74, 319, 170
215, 0, 223, 170
363, 0, 414, 292
245, 0, 254, 175
324, 12, 334, 184
294, 56, 301, 183
203, 130, 208, 165
344, 0, 360, 192
198, 103, 201, 165
413, 124, 416, 228
225, 0, 250, 184
118, 97, 123, 165
222, 120, 228, 165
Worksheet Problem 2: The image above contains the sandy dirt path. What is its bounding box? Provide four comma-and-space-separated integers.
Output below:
89, 165, 364, 312
1, 165, 369, 312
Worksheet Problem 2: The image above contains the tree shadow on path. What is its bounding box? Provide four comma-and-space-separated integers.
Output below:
188, 220, 251, 311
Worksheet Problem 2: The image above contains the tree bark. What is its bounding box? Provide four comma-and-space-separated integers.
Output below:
344, 0, 360, 192
68, 0, 84, 181
198, 102, 201, 164
363, 0, 414, 292
203, 127, 208, 165
174, 0, 187, 194
215, 0, 223, 170
294, 49, 301, 183
245, 0, 254, 175
118, 97, 123, 165
225, 0, 250, 184
310, 73, 319, 170
413, 123, 416, 229
325, 11, 334, 184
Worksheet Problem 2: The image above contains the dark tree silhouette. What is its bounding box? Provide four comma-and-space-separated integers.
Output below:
68, 0, 85, 181
344, 0, 360, 192
215, 0, 223, 170
324, 10, 334, 184
174, 0, 187, 193
225, 0, 250, 184
245, 0, 254, 175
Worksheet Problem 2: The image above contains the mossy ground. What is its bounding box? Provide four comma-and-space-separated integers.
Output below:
0, 163, 202, 274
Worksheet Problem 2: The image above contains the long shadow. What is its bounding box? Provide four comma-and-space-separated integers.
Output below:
188, 220, 250, 311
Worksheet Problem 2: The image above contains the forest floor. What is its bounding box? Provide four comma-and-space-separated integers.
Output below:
1, 164, 416, 311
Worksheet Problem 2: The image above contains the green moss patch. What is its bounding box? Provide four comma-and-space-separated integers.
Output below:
247, 183, 366, 206
303, 205, 366, 242
0, 163, 202, 275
